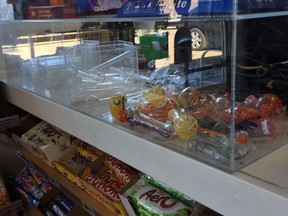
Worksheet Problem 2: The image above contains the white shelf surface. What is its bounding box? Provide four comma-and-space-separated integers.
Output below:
1, 82, 288, 216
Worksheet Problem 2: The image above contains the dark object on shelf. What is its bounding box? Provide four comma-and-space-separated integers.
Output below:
236, 16, 288, 103
174, 27, 192, 65
174, 27, 192, 88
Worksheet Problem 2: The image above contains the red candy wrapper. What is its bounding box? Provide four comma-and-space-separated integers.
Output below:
19, 168, 44, 200
103, 154, 137, 185
83, 169, 120, 202
27, 165, 53, 193
97, 168, 124, 190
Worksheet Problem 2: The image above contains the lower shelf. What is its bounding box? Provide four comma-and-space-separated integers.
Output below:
1, 135, 117, 216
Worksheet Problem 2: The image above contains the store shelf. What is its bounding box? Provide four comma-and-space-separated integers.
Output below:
0, 133, 117, 216
1, 82, 288, 216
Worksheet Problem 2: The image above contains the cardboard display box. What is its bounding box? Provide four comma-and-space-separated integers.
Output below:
12, 118, 80, 165
53, 146, 91, 188
53, 148, 132, 215
79, 155, 131, 216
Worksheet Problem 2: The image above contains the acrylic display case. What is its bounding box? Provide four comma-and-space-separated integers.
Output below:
1, 1, 288, 215
0, 0, 288, 171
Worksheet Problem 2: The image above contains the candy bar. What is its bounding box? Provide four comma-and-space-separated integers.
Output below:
82, 168, 120, 202
103, 154, 137, 184
70, 153, 90, 167
80, 142, 104, 155
78, 145, 99, 162
19, 168, 44, 200
143, 175, 194, 207
27, 165, 53, 193
97, 168, 124, 190
22, 121, 79, 152
128, 183, 193, 216
13, 179, 39, 206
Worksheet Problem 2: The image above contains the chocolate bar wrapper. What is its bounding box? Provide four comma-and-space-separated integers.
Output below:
82, 167, 121, 203
22, 121, 79, 151
77, 145, 99, 162
103, 154, 137, 185
144, 175, 194, 207
62, 153, 90, 175
19, 168, 44, 200
128, 182, 193, 216
27, 165, 53, 193
96, 167, 124, 190
80, 142, 104, 155
13, 179, 39, 206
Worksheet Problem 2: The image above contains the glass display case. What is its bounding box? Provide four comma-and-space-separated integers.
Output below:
0, 1, 288, 215
1, 0, 288, 172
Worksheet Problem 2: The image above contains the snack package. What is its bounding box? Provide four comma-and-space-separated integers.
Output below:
103, 154, 137, 185
13, 180, 39, 206
128, 181, 193, 216
143, 175, 194, 207
0, 175, 10, 206
27, 165, 54, 194
80, 142, 104, 156
22, 121, 79, 151
80, 164, 128, 215
82, 167, 121, 203
21, 121, 80, 162
97, 167, 124, 190
77, 145, 100, 162
18, 168, 45, 200
53, 147, 93, 188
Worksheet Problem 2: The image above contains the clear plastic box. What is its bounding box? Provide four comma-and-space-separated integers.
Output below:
65, 40, 140, 104
17, 39, 140, 105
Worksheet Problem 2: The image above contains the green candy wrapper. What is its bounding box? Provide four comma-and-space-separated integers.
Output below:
128, 182, 193, 216
144, 175, 194, 207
